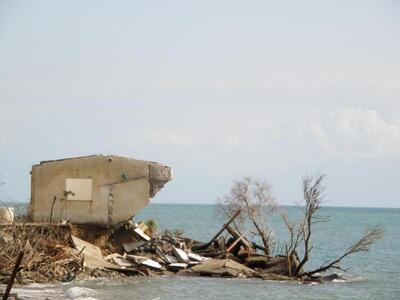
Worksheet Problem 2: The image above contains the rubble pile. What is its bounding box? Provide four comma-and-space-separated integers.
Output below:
102, 217, 299, 281
0, 224, 81, 284
0, 213, 300, 284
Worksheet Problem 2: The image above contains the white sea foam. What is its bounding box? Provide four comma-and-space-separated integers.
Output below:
11, 286, 62, 300
66, 287, 97, 299
344, 276, 366, 283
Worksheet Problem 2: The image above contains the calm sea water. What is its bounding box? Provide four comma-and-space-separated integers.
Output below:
9, 204, 400, 299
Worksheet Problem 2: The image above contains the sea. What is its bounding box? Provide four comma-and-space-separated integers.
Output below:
6, 204, 400, 300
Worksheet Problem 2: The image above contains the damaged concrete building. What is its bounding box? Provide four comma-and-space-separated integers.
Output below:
28, 155, 172, 226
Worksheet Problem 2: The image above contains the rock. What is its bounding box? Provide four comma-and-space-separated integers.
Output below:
191, 259, 254, 277
321, 273, 340, 282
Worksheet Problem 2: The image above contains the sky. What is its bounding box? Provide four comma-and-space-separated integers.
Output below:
0, 0, 399, 207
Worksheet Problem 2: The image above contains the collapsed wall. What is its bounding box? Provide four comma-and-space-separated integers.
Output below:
29, 155, 172, 226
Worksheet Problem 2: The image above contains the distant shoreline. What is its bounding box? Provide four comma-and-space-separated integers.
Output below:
1, 201, 399, 210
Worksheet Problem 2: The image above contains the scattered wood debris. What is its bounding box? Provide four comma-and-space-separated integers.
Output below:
0, 211, 323, 286
0, 224, 81, 285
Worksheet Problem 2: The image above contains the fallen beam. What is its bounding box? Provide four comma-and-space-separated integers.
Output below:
226, 231, 248, 253
192, 211, 241, 251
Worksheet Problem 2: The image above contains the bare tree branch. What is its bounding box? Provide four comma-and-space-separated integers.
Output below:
303, 225, 384, 276
216, 177, 276, 255
292, 173, 326, 276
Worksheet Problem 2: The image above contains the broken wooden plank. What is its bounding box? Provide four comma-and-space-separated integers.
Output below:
225, 225, 254, 250
125, 254, 149, 263
226, 231, 248, 252
173, 247, 189, 262
155, 247, 172, 264
138, 222, 150, 234
245, 255, 270, 268
133, 228, 151, 241
192, 210, 241, 251
188, 261, 201, 267
165, 254, 177, 264
104, 253, 123, 261
187, 252, 208, 262
190, 251, 221, 257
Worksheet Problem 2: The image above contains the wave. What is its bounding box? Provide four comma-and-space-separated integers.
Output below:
65, 287, 97, 300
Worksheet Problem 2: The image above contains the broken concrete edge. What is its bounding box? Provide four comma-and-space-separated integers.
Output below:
29, 154, 172, 226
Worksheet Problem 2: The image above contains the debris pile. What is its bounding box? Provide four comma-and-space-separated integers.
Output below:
0, 212, 300, 284
0, 224, 81, 284
86, 214, 299, 280
104, 212, 300, 280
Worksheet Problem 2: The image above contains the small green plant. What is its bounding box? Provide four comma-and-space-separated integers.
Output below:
145, 219, 157, 233
162, 228, 172, 236
173, 228, 184, 237
162, 228, 184, 237
64, 190, 75, 198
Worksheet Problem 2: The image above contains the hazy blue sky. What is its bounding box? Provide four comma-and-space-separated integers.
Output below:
0, 0, 399, 207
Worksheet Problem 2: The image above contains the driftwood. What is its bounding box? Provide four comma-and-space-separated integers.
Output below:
0, 224, 82, 284
192, 211, 241, 251
2, 251, 23, 300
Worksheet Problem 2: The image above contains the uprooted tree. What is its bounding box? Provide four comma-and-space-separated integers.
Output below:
217, 177, 277, 256
217, 173, 384, 279
286, 173, 384, 278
